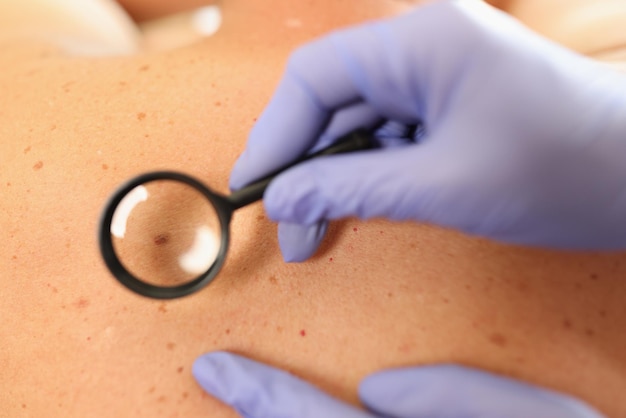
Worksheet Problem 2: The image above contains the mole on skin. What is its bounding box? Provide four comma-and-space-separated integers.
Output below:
153, 234, 170, 246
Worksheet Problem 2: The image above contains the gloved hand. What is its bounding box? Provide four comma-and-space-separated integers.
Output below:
193, 352, 605, 418
229, 0, 626, 261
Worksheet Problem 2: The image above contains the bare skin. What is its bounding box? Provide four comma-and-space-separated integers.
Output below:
1, 1, 625, 417
116, 0, 216, 22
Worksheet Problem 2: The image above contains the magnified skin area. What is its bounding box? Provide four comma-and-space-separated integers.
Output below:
1, 0, 626, 417
111, 180, 223, 286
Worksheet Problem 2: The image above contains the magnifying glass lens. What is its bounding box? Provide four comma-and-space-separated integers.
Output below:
110, 179, 222, 287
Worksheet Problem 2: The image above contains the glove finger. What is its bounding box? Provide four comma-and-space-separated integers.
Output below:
263, 144, 449, 225
359, 365, 605, 418
229, 37, 365, 190
231, 99, 383, 190
193, 352, 371, 418
263, 131, 538, 238
277, 221, 328, 262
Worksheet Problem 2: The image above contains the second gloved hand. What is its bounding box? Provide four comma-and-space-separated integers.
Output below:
193, 352, 605, 418
229, 0, 626, 261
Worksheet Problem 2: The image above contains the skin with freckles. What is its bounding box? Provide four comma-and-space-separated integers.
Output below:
1, 1, 626, 417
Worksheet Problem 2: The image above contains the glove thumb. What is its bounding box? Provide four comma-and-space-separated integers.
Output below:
359, 365, 605, 418
277, 220, 328, 262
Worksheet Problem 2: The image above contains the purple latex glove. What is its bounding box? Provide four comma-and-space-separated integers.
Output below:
229, 0, 626, 262
193, 352, 605, 418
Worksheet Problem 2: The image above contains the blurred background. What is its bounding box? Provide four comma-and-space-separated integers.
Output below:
0, 0, 223, 55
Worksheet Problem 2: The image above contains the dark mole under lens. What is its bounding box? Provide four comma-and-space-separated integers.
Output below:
153, 234, 170, 246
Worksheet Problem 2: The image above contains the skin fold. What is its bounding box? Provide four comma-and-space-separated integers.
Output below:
1, 1, 625, 417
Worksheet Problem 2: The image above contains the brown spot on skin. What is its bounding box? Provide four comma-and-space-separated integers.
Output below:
62, 81, 74, 93
33, 161, 43, 170
464, 284, 472, 291
297, 291, 302, 296
153, 234, 170, 246
214, 101, 221, 106
589, 273, 599, 281
268, 276, 278, 285
50, 124, 56, 131
157, 395, 167, 403
177, 366, 184, 374
585, 328, 595, 337
276, 326, 283, 333
300, 329, 306, 337
119, 81, 128, 87
74, 298, 90, 309
387, 292, 393, 298
256, 215, 264, 221
137, 112, 146, 121
148, 386, 156, 394
139, 64, 150, 72
166, 342, 176, 350
158, 303, 168, 313
563, 319, 573, 329
489, 333, 507, 347
329, 257, 333, 262
22, 404, 26, 409
86, 336, 91, 341
101, 164, 109, 170
442, 298, 450, 304
225, 329, 231, 335
353, 227, 358, 232
182, 392, 189, 399
574, 282, 583, 290
6, 182, 10, 187
599, 310, 607, 318
24, 146, 31, 154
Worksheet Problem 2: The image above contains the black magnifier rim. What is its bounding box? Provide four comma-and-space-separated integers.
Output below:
99, 171, 232, 299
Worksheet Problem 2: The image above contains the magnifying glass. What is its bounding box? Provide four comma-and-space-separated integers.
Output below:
98, 129, 375, 299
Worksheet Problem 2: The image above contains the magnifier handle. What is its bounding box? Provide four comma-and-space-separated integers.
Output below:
228, 129, 375, 210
